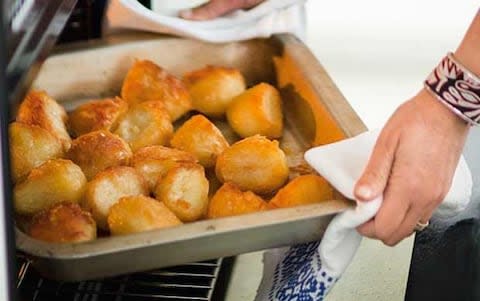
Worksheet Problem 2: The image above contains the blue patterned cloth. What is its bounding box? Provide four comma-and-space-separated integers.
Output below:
269, 242, 336, 301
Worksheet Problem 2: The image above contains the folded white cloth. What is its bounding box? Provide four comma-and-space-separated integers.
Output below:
255, 129, 473, 301
104, 0, 306, 43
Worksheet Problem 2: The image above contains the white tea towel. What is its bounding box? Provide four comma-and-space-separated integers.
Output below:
103, 0, 306, 43
255, 129, 473, 301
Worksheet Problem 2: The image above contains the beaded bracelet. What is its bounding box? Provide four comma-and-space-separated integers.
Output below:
424, 52, 480, 126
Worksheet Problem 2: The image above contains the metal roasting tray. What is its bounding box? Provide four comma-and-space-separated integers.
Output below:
14, 33, 366, 281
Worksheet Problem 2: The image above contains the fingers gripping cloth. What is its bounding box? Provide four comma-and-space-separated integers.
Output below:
104, 0, 307, 43
254, 130, 473, 301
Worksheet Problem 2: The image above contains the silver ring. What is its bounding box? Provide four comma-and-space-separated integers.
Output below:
414, 220, 429, 232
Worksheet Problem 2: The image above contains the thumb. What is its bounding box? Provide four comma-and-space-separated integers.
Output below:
354, 133, 396, 202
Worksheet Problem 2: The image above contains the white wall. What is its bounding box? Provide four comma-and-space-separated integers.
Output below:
305, 1, 479, 128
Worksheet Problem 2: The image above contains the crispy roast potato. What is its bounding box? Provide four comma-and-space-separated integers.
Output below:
215, 135, 289, 194
83, 166, 148, 230
183, 66, 246, 118
114, 101, 173, 152
66, 130, 132, 180
132, 146, 197, 191
108, 195, 182, 235
28, 202, 96, 243
9, 122, 63, 183
69, 97, 128, 137
16, 90, 71, 150
14, 159, 87, 215
170, 115, 229, 168
226, 83, 283, 139
207, 182, 267, 219
269, 174, 333, 209
121, 60, 192, 121
154, 163, 209, 222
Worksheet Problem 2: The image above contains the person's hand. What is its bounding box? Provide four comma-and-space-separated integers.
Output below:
354, 89, 470, 246
180, 0, 266, 20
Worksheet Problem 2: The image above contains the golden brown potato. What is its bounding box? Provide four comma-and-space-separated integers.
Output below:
269, 174, 333, 209
226, 83, 283, 139
215, 135, 289, 194
154, 163, 209, 222
183, 66, 246, 118
114, 101, 173, 152
108, 195, 182, 235
14, 159, 87, 215
132, 146, 197, 191
66, 130, 132, 180
16, 90, 71, 150
207, 182, 267, 219
69, 97, 128, 137
133, 145, 197, 162
83, 166, 148, 230
9, 122, 63, 183
28, 202, 96, 243
170, 115, 229, 168
121, 60, 192, 121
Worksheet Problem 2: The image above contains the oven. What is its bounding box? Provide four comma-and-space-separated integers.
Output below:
1, 1, 365, 300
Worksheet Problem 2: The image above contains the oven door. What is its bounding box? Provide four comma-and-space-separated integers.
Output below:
1, 1, 77, 300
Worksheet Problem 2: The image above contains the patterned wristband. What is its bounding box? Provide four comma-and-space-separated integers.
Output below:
424, 52, 480, 125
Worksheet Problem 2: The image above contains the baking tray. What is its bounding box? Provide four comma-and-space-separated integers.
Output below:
14, 33, 366, 281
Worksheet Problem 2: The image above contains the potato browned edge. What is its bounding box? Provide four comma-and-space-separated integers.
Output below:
170, 114, 229, 168
14, 159, 87, 216
184, 65, 246, 118
108, 195, 182, 235
215, 135, 289, 194
16, 90, 71, 150
121, 59, 192, 121
83, 166, 148, 230
66, 130, 132, 180
28, 202, 96, 243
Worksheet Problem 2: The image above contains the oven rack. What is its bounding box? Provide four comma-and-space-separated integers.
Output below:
16, 253, 231, 301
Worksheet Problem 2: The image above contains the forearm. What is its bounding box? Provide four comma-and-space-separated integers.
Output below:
454, 10, 480, 75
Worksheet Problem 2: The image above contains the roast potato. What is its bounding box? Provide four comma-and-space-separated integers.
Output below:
108, 195, 182, 235
170, 114, 229, 168
83, 166, 148, 230
9, 122, 63, 183
132, 146, 197, 191
269, 174, 333, 209
183, 65, 246, 118
226, 83, 283, 139
121, 59, 192, 121
207, 182, 267, 219
66, 130, 132, 180
114, 101, 173, 152
16, 90, 71, 150
154, 162, 209, 222
215, 135, 289, 194
69, 97, 128, 137
28, 202, 96, 243
14, 159, 87, 215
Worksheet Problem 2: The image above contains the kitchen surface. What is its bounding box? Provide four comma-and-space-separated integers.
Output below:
225, 1, 479, 300
10, 1, 480, 300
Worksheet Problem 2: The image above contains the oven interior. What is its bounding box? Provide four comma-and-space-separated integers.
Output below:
4, 1, 234, 300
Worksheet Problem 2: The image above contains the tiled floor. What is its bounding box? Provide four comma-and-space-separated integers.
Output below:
225, 1, 478, 300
